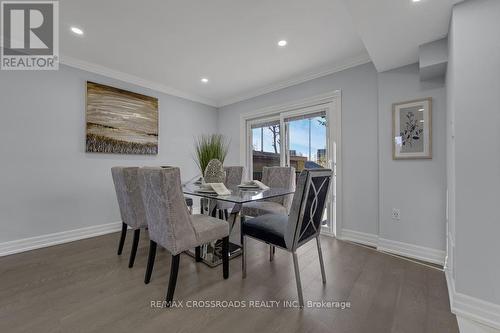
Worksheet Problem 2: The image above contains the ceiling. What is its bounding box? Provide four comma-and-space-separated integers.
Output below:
59, 0, 460, 107
342, 0, 463, 72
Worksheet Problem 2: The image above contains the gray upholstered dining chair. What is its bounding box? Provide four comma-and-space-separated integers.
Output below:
161, 166, 193, 213
224, 166, 244, 187
216, 166, 244, 220
241, 169, 332, 307
138, 167, 230, 306
199, 159, 225, 217
241, 166, 295, 260
241, 166, 295, 216
111, 167, 148, 268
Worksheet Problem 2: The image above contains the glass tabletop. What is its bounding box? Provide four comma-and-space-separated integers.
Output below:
182, 182, 294, 204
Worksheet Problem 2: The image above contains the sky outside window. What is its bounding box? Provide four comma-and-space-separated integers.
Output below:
289, 117, 326, 161
252, 116, 326, 162
252, 127, 280, 153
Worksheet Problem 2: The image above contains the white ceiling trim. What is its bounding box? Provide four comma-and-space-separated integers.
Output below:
60, 53, 371, 108
218, 52, 371, 107
60, 55, 218, 107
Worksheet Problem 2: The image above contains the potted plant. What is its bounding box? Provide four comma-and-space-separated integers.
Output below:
194, 134, 229, 177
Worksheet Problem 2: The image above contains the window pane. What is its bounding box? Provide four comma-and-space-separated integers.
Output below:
252, 128, 262, 151
288, 116, 327, 173
287, 115, 329, 229
252, 124, 280, 180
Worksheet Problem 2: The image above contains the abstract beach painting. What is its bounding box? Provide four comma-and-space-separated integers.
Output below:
86, 82, 159, 154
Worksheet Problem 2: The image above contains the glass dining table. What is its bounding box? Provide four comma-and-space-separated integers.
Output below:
182, 182, 295, 267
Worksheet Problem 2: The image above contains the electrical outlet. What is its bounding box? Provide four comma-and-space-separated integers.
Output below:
392, 208, 401, 221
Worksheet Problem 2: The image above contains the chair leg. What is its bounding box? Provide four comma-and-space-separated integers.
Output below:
241, 235, 247, 279
269, 245, 275, 261
222, 236, 229, 279
166, 254, 180, 306
117, 222, 127, 255
195, 246, 202, 262
200, 198, 204, 214
128, 229, 140, 268
292, 252, 304, 308
144, 240, 157, 284
224, 209, 229, 220
218, 209, 223, 220
316, 236, 327, 284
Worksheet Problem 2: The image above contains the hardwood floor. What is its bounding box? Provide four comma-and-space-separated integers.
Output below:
0, 231, 459, 333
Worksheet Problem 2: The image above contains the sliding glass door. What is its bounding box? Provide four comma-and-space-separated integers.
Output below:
245, 104, 336, 235
282, 107, 332, 233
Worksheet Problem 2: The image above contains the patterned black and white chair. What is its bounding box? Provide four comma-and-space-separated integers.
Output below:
241, 166, 295, 260
138, 167, 230, 306
111, 167, 148, 268
241, 169, 332, 307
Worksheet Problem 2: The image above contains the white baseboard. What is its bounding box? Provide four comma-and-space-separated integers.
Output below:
457, 317, 500, 333
378, 237, 446, 265
340, 229, 446, 265
340, 228, 379, 247
0, 222, 122, 257
446, 270, 500, 332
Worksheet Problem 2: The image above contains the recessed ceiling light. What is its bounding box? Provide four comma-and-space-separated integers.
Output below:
418, 108, 424, 112
201, 78, 209, 83
278, 40, 287, 47
412, 0, 421, 2
70, 26, 84, 35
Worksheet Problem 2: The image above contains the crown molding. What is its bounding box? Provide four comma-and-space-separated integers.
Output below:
218, 53, 372, 107
60, 55, 218, 107
59, 53, 371, 108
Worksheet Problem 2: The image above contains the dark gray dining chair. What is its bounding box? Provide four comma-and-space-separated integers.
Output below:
138, 167, 230, 306
111, 167, 148, 268
241, 169, 332, 307
241, 166, 295, 260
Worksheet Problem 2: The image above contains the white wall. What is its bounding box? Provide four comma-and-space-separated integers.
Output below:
218, 61, 448, 261
452, 0, 500, 305
0, 65, 217, 244
378, 64, 447, 252
0, 59, 448, 263
218, 62, 380, 236
446, 0, 500, 330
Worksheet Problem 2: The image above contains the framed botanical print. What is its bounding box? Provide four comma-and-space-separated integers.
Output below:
393, 98, 432, 160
